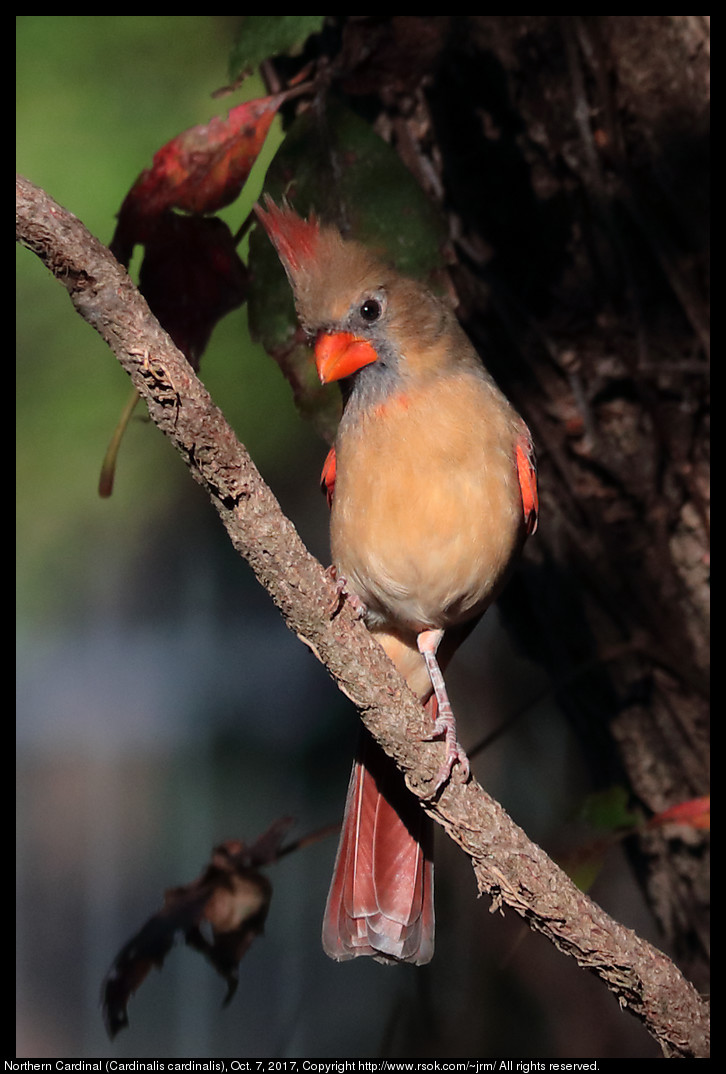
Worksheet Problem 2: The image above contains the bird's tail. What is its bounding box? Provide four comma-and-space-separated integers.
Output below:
321, 707, 436, 965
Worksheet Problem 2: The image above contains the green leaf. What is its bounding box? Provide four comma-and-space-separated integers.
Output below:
229, 16, 326, 81
578, 786, 641, 832
261, 96, 447, 282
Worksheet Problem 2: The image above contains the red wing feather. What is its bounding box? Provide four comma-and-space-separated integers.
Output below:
320, 446, 336, 508
516, 439, 539, 536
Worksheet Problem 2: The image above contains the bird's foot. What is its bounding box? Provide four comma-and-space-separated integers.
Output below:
325, 566, 368, 620
425, 705, 471, 792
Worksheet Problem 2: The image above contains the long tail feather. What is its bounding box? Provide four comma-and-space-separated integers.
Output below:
322, 712, 435, 965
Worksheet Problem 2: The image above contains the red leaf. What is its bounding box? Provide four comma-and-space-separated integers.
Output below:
113, 95, 286, 262
137, 212, 249, 368
101, 97, 278, 495
648, 795, 710, 831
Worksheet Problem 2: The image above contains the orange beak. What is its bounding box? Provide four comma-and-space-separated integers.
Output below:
314, 331, 378, 384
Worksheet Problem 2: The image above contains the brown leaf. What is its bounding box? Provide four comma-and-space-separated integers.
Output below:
101, 817, 293, 1040
112, 94, 287, 263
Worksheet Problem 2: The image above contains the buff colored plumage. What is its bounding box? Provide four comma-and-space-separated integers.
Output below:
255, 198, 537, 964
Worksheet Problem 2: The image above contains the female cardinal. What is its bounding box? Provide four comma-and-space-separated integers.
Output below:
255, 197, 537, 965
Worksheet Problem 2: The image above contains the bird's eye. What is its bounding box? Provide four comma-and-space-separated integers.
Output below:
359, 297, 382, 323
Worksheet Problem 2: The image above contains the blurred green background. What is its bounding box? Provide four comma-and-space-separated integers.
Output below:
16, 14, 323, 621
16, 15, 343, 1059
16, 16, 662, 1060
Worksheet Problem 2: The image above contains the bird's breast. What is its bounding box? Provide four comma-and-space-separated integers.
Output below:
330, 373, 526, 633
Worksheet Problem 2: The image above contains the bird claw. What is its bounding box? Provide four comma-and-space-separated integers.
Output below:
326, 566, 367, 620
424, 711, 471, 793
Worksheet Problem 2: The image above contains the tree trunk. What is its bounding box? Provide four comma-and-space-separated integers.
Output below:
288, 14, 710, 988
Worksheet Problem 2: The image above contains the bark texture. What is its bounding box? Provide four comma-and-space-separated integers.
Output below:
280, 14, 710, 992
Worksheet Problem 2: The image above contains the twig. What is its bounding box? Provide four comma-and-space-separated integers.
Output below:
16, 174, 709, 1058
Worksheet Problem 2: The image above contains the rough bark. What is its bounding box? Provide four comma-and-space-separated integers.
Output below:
285, 13, 710, 992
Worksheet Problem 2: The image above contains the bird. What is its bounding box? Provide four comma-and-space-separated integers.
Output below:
254, 197, 538, 965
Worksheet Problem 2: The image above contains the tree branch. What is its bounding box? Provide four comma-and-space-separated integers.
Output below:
16, 174, 709, 1058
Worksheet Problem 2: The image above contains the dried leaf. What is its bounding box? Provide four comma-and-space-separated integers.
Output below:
98, 386, 140, 499
112, 95, 287, 263
101, 818, 293, 1040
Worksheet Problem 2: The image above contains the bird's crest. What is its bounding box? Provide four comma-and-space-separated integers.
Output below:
254, 196, 321, 275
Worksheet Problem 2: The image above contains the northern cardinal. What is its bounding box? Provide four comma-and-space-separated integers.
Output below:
255, 198, 538, 965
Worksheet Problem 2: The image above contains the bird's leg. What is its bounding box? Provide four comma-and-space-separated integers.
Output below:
417, 629, 471, 791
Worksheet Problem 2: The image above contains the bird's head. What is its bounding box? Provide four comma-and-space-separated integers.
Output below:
255, 197, 447, 389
